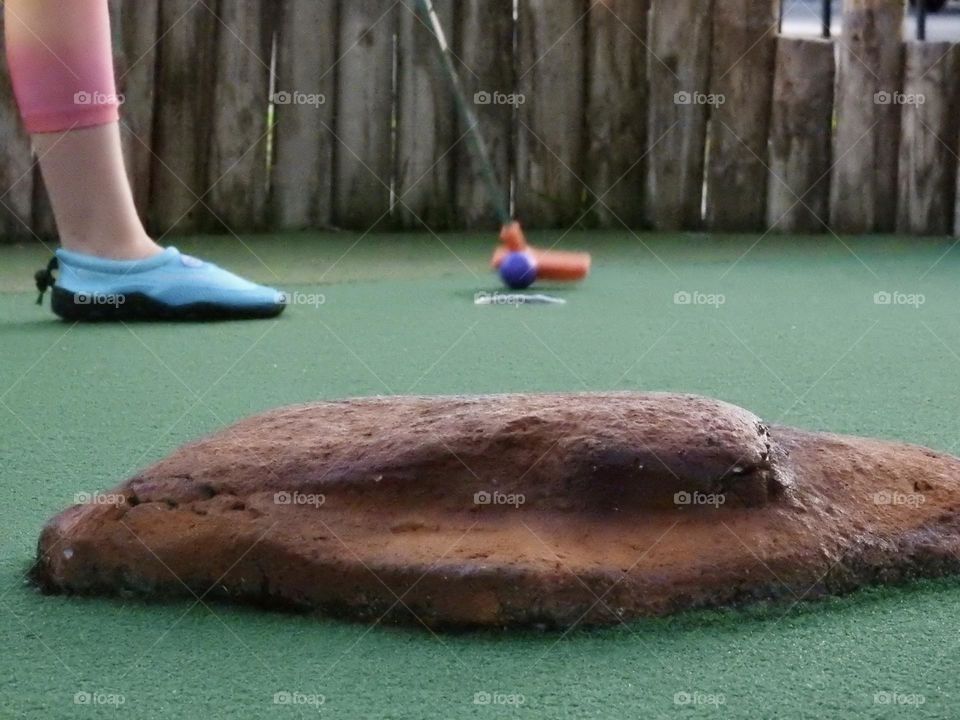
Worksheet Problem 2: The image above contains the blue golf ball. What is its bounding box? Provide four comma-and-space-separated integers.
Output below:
499, 251, 538, 290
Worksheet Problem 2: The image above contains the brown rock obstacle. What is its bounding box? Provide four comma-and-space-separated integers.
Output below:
33, 394, 960, 628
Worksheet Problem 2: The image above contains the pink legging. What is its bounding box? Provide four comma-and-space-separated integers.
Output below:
4, 0, 119, 134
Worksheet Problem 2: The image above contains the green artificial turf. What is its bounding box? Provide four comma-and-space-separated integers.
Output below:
1, 230, 959, 719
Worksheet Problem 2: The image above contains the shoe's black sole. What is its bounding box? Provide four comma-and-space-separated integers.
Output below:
51, 287, 286, 322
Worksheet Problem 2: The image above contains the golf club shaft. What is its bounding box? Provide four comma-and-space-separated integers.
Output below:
412, 0, 511, 225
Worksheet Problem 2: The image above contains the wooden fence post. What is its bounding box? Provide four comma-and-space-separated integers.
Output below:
766, 36, 835, 233
270, 0, 338, 231
585, 0, 648, 229
516, 0, 587, 228
149, 0, 219, 236
455, 0, 514, 230
396, 0, 458, 230
705, 0, 779, 232
334, 0, 397, 229
646, 0, 714, 230
0, 12, 34, 242
830, 0, 904, 233
206, 0, 273, 232
896, 42, 959, 236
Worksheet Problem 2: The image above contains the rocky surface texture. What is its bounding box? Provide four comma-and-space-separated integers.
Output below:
33, 393, 960, 627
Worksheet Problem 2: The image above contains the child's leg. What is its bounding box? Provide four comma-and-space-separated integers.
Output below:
5, 0, 156, 259
4, 0, 284, 320
31, 124, 157, 259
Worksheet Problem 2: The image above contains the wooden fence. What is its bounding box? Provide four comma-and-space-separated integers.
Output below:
0, 0, 958, 243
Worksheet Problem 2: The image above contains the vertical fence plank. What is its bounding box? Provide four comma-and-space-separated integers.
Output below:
270, 0, 337, 231
455, 0, 513, 230
0, 13, 34, 242
110, 0, 158, 225
585, 0, 648, 228
516, 0, 587, 227
206, 0, 273, 232
646, 0, 714, 230
334, 0, 396, 229
896, 42, 959, 236
830, 0, 904, 234
766, 36, 835, 233
149, 0, 218, 236
396, 0, 457, 229
705, 0, 779, 231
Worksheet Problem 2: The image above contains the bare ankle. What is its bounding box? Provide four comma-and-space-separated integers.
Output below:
60, 234, 162, 260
